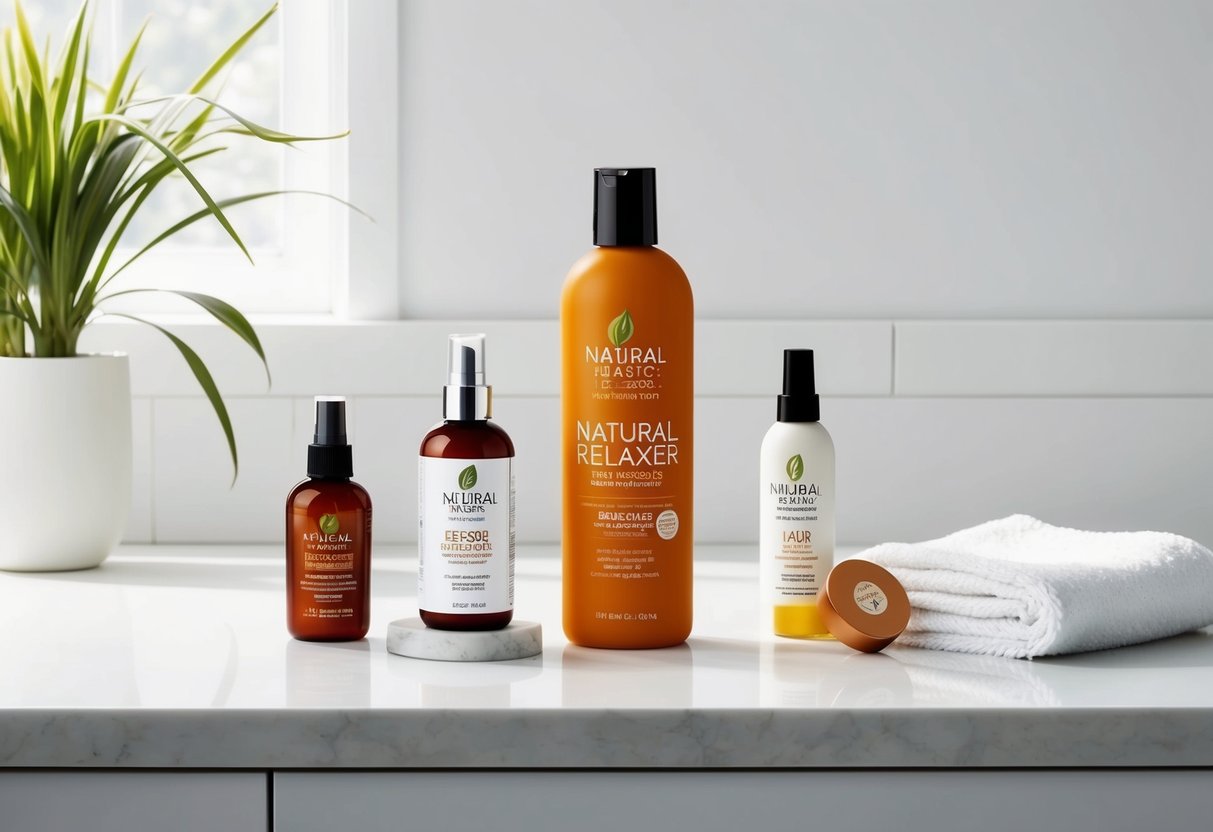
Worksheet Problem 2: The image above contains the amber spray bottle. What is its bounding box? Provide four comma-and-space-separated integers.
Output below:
286, 397, 373, 641
418, 334, 516, 631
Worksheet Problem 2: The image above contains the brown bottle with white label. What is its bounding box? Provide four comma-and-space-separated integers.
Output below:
418, 334, 516, 631
286, 397, 372, 641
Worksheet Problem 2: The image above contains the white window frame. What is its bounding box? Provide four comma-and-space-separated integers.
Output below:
102, 0, 398, 320
336, 0, 399, 321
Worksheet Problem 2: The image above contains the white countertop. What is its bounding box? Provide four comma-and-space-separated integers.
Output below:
2, 545, 1211, 768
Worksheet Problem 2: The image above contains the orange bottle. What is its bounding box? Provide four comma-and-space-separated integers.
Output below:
561, 168, 694, 648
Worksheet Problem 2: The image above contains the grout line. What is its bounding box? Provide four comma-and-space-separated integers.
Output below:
133, 392, 905, 401
147, 391, 1213, 401
137, 392, 1213, 403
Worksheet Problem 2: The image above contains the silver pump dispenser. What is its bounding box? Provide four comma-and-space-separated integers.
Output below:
443, 333, 492, 420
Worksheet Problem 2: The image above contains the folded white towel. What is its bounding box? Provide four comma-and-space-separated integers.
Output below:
860, 515, 1213, 659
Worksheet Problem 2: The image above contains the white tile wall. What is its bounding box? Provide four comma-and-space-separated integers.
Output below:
697, 396, 1213, 546
896, 321, 1213, 396
81, 320, 892, 396
153, 398, 294, 543
353, 397, 432, 544
698, 322, 892, 396
833, 397, 1212, 545
126, 398, 153, 544
82, 321, 562, 397
491, 398, 562, 544
397, 1, 1213, 320
98, 320, 1213, 548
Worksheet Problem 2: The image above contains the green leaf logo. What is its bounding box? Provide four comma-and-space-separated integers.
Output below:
319, 514, 340, 535
607, 309, 634, 347
458, 464, 478, 491
786, 454, 804, 482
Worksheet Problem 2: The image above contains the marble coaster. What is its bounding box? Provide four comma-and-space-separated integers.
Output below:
386, 618, 543, 662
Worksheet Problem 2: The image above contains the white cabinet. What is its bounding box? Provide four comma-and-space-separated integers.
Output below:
273, 771, 1213, 832
6, 768, 1210, 832
0, 772, 266, 832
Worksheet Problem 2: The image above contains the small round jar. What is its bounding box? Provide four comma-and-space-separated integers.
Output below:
818, 560, 911, 653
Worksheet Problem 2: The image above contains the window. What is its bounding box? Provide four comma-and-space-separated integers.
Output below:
24, 0, 347, 313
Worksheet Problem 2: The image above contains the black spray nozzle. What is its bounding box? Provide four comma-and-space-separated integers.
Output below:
594, 167, 658, 246
777, 349, 821, 423
460, 344, 475, 379
313, 396, 348, 445
782, 350, 816, 397
308, 396, 353, 478
447, 334, 486, 387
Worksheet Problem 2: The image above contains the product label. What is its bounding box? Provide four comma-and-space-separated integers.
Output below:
853, 580, 888, 615
572, 307, 689, 593
762, 451, 834, 605
292, 508, 369, 621
419, 457, 515, 614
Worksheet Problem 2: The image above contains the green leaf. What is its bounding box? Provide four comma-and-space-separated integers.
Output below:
319, 514, 340, 535
132, 94, 348, 144
101, 289, 269, 386
72, 32, 90, 139
84, 112, 253, 262
458, 464, 478, 491
102, 189, 368, 284
0, 307, 31, 325
0, 183, 49, 276
108, 313, 239, 482
114, 144, 225, 209
13, 2, 45, 97
83, 146, 228, 301
162, 100, 217, 155
786, 454, 804, 483
104, 19, 148, 113
607, 309, 634, 347
187, 4, 277, 95
70, 134, 143, 287
50, 3, 87, 132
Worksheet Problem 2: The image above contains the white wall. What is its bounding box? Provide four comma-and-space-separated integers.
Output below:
398, 0, 1213, 319
85, 0, 1213, 548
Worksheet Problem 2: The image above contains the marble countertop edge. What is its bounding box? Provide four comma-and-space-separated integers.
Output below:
3, 707, 1209, 769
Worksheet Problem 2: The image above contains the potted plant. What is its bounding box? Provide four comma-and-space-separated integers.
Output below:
0, 2, 344, 570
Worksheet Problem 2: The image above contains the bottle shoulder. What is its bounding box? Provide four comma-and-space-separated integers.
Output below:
562, 246, 691, 297
287, 477, 373, 509
420, 420, 515, 458
761, 420, 835, 452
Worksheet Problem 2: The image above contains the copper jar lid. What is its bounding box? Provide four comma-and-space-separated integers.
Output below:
818, 560, 911, 653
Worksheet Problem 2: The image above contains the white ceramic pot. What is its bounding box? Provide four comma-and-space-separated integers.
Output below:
0, 354, 131, 571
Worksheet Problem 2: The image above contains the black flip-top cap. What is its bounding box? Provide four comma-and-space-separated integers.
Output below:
594, 167, 658, 246
308, 397, 353, 478
777, 349, 821, 422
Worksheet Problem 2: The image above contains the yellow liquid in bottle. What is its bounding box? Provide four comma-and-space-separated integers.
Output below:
774, 603, 834, 639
